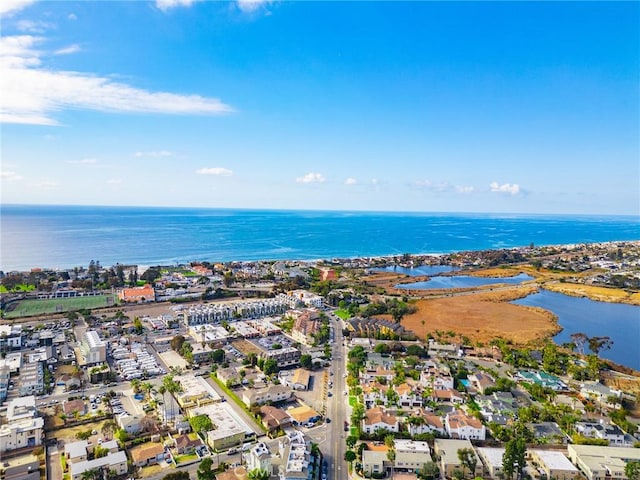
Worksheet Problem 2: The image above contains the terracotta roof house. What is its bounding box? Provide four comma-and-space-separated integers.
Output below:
260, 405, 293, 432
63, 399, 86, 417
445, 410, 486, 440
129, 442, 164, 467
117, 284, 155, 303
173, 434, 204, 454
362, 407, 399, 435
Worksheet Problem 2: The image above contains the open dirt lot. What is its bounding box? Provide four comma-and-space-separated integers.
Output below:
398, 287, 559, 345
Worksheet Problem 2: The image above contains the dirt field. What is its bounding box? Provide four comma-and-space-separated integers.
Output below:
398, 286, 559, 345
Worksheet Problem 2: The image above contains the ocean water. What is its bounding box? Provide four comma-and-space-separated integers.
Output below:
1, 204, 639, 271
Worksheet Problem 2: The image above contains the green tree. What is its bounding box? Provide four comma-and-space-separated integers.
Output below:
101, 420, 118, 441
417, 461, 440, 480
189, 414, 213, 434
502, 438, 526, 479
196, 457, 215, 480
344, 450, 356, 464
625, 461, 640, 480
346, 435, 358, 449
171, 335, 186, 352
457, 448, 476, 479
161, 472, 191, 480
300, 354, 313, 369
262, 358, 279, 375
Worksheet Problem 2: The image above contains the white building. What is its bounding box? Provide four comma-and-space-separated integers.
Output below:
69, 451, 128, 480
245, 441, 272, 474
445, 410, 486, 440
567, 445, 640, 480
0, 396, 44, 452
476, 447, 505, 478
394, 440, 432, 472
0, 325, 22, 351
277, 430, 312, 480
81, 330, 106, 364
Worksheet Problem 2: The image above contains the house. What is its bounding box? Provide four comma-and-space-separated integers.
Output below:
362, 407, 399, 435
287, 406, 321, 426
63, 399, 87, 417
406, 409, 445, 437
445, 410, 486, 440
245, 442, 271, 474
396, 382, 424, 408
130, 442, 165, 467
527, 422, 568, 444
276, 430, 313, 480
117, 414, 143, 435
432, 388, 464, 404
69, 451, 128, 480
580, 382, 622, 406
259, 405, 293, 432
467, 372, 495, 394
290, 368, 310, 391
575, 421, 631, 446
64, 440, 90, 463
174, 434, 203, 454
57, 374, 81, 392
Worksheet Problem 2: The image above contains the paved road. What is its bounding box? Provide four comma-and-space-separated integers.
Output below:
325, 314, 348, 480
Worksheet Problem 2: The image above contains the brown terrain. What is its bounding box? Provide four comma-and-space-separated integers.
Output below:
397, 286, 559, 345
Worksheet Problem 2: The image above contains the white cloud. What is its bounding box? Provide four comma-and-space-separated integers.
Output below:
134, 150, 174, 158
196, 167, 233, 176
106, 178, 122, 185
156, 0, 202, 11
54, 44, 81, 55
490, 181, 521, 195
67, 158, 97, 165
296, 172, 325, 184
0, 170, 24, 181
414, 180, 475, 195
455, 185, 474, 194
68, 13, 77, 20
345, 177, 357, 185
16, 20, 53, 34
237, 0, 273, 13
0, 35, 234, 126
0, 0, 36, 15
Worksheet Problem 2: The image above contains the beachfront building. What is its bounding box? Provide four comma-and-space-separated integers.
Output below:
0, 396, 44, 452
81, 330, 106, 364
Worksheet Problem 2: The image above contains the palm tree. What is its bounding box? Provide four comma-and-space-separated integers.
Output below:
385, 435, 395, 478
158, 385, 167, 423
80, 468, 100, 480
101, 420, 117, 441
141, 381, 155, 401
130, 379, 141, 394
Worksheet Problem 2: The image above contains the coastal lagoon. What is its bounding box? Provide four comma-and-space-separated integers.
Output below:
513, 290, 640, 370
373, 265, 458, 276
396, 273, 534, 290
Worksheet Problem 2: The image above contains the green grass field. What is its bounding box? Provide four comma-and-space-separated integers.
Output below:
3, 294, 118, 319
0, 284, 36, 293
335, 309, 351, 320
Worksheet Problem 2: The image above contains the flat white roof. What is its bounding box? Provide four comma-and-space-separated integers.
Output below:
477, 447, 505, 468
530, 450, 578, 471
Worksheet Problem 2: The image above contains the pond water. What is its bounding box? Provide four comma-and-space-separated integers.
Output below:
396, 273, 533, 290
373, 265, 458, 276
512, 290, 640, 370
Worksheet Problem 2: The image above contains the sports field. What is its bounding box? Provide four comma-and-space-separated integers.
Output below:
3, 294, 118, 319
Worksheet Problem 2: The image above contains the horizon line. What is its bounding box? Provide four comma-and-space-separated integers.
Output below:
2, 202, 639, 218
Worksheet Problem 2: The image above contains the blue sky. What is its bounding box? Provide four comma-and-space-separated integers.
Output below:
1, 0, 638, 215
